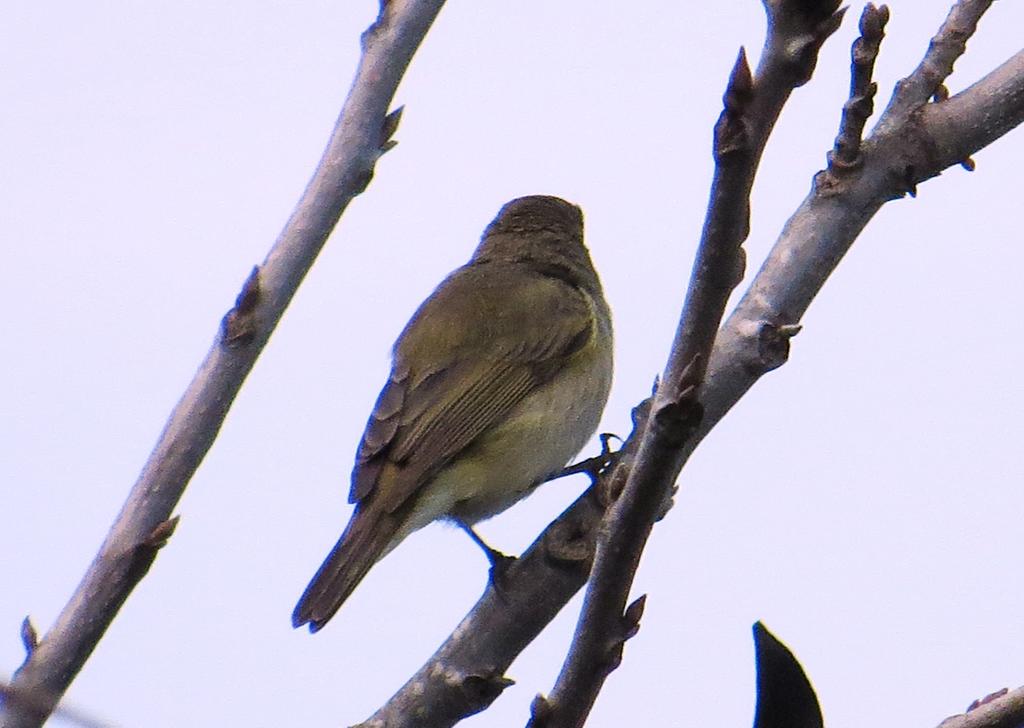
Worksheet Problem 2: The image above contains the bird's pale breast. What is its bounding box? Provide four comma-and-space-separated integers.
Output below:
396, 295, 612, 538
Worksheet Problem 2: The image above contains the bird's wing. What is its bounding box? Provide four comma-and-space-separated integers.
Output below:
348, 265, 594, 513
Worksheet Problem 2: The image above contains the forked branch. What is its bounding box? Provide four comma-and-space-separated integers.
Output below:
529, 3, 846, 726
360, 1, 1024, 725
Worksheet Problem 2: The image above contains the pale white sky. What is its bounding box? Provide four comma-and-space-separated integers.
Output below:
3, 2, 1023, 727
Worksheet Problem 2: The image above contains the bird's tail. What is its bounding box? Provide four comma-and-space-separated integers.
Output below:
292, 503, 400, 632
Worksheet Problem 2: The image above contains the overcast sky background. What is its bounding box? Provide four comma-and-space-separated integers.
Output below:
3, 2, 1023, 727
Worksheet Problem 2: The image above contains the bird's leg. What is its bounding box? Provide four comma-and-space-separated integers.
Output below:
455, 520, 516, 597
547, 432, 622, 484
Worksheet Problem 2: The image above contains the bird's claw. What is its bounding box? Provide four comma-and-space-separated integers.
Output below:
548, 432, 623, 484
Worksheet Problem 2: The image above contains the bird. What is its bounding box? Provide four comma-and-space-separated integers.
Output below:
292, 195, 614, 632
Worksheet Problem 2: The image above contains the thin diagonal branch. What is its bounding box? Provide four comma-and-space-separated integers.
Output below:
883, 0, 994, 124
828, 4, 889, 176
530, 3, 845, 726
0, 3, 445, 727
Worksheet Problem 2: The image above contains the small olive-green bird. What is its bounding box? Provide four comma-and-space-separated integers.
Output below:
293, 195, 613, 632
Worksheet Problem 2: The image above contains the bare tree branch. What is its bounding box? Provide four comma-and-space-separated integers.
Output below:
886, 0, 995, 118
830, 4, 889, 173
0, 680, 113, 728
360, 2, 1024, 725
0, 2, 445, 726
937, 687, 1024, 728
530, 3, 846, 726
919, 49, 1024, 176
701, 2, 1021, 439
353, 403, 648, 728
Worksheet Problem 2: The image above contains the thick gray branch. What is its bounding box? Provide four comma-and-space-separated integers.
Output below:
920, 49, 1024, 177
0, 3, 445, 726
